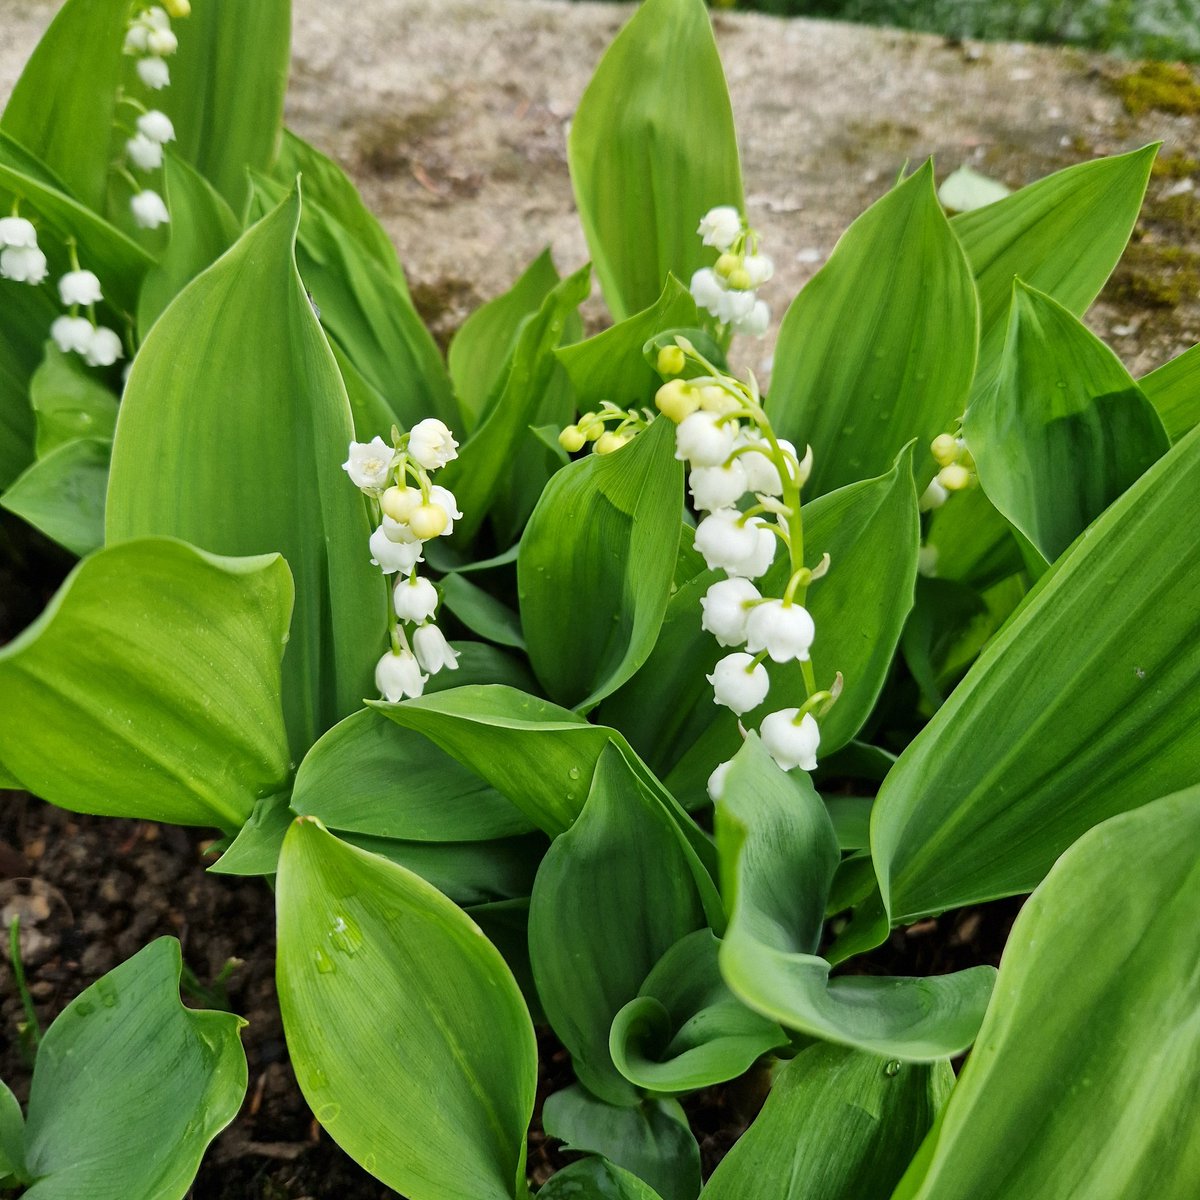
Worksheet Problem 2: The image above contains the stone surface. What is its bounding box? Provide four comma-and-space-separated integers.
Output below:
4, 0, 1198, 373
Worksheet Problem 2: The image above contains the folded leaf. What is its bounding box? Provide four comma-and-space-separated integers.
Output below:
0, 437, 109, 557
29, 343, 118, 456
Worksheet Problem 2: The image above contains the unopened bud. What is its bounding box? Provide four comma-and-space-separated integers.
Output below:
930, 433, 959, 467
726, 267, 753, 291
381, 485, 421, 523
715, 253, 740, 279
697, 385, 740, 415
595, 431, 631, 455
938, 463, 972, 492
164, 0, 191, 13
578, 412, 603, 441
656, 344, 686, 376
558, 425, 586, 453
408, 503, 449, 540
655, 379, 701, 423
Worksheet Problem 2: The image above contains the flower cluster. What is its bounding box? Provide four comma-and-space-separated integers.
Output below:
920, 431, 975, 510
558, 401, 654, 456
0, 216, 47, 287
51, 263, 124, 367
120, 3, 190, 229
690, 206, 773, 338
342, 419, 463, 702
653, 338, 839, 790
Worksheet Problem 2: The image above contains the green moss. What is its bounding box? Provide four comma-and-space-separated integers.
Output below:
1105, 240, 1200, 309
1110, 61, 1200, 117
1151, 150, 1200, 180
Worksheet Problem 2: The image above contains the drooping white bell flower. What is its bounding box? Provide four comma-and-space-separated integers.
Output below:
123, 23, 150, 54
744, 599, 815, 664
715, 287, 757, 326
700, 577, 761, 647
428, 484, 462, 534
697, 206, 742, 251
381, 514, 421, 544
408, 418, 458, 470
131, 189, 170, 228
675, 411, 737, 468
126, 133, 164, 171
694, 509, 776, 579
136, 55, 170, 89
84, 326, 124, 367
732, 298, 770, 338
742, 254, 774, 286
0, 217, 38, 248
760, 709, 821, 772
413, 624, 460, 674
737, 434, 798, 497
919, 478, 948, 512
707, 652, 770, 716
137, 110, 176, 144
375, 648, 427, 702
393, 574, 439, 623
147, 27, 178, 56
369, 526, 423, 575
0, 245, 48, 284
690, 267, 727, 319
707, 759, 732, 802
143, 5, 172, 30
58, 270, 103, 307
688, 459, 749, 512
50, 315, 95, 356
342, 436, 394, 490
381, 484, 422, 523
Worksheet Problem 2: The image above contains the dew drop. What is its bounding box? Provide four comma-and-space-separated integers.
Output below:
96, 979, 119, 1009
567, 766, 581, 780
364, 1153, 378, 1173
75, 999, 95, 1017
313, 946, 337, 974
884, 1060, 902, 1077
328, 913, 364, 956
311, 1067, 329, 1090
316, 1102, 341, 1123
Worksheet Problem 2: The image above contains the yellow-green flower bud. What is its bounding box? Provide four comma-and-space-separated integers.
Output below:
595, 431, 631, 455
697, 385, 740, 415
655, 379, 701, 424
726, 267, 753, 291
559, 425, 587, 453
578, 412, 603, 441
381, 485, 422, 522
930, 433, 959, 467
715, 253, 740, 279
164, 0, 191, 14
409, 502, 449, 540
656, 345, 686, 377
938, 463, 971, 492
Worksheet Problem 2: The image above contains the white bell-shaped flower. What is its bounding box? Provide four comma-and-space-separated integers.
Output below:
694, 510, 776, 579
408, 418, 458, 470
58, 270, 103, 307
131, 189, 170, 228
707, 652, 770, 716
707, 759, 732, 802
381, 514, 421, 544
716, 287, 757, 326
744, 599, 815, 664
413, 624, 460, 674
375, 648, 427, 702
369, 526, 423, 575
737, 434, 798, 497
393, 574, 439, 623
688, 459, 748, 512
147, 27, 178, 56
697, 206, 742, 251
689, 267, 727, 319
675, 411, 737, 468
732, 298, 770, 338
742, 254, 774, 286
1, 245, 48, 284
760, 709, 820, 772
342, 436, 394, 490
137, 110, 176, 143
143, 5, 172, 30
50, 315, 95, 356
700, 577, 761, 647
0, 217, 38, 248
84, 326, 124, 367
136, 55, 170, 89
123, 24, 150, 54
126, 133, 164, 171
428, 484, 462, 534
919, 479, 948, 512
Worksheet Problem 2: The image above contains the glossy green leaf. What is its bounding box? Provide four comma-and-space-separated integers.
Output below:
1140, 342, 1200, 443
441, 572, 526, 649
891, 788, 1200, 1200
137, 154, 240, 335
444, 265, 591, 543
449, 248, 560, 431
157, 0, 291, 209
106, 188, 386, 757
29, 344, 117, 456
529, 745, 709, 1105
0, 538, 290, 829
0, 278, 52, 488
543, 1086, 700, 1200
276, 818, 537, 1200
291, 706, 532, 841
964, 281, 1168, 563
21, 938, 245, 1200
701, 1043, 951, 1200
540, 1158, 666, 1200
923, 483, 1024, 590
519, 416, 682, 710
768, 163, 978, 496
953, 145, 1156, 401
0, 1081, 25, 1184
568, 0, 743, 320
874, 421, 1200, 922
610, 930, 786, 1094
0, 437, 109, 556
208, 793, 294, 877
718, 737, 994, 1060
250, 171, 455, 430
556, 278, 698, 409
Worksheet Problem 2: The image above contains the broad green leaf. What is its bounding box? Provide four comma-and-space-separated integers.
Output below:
208, 793, 294, 877
0, 1081, 25, 1184
0, 538, 290, 830
718, 737, 994, 1060
106, 188, 386, 757
963, 281, 1168, 563
159, 0, 291, 209
330, 336, 403, 442
250, 172, 455, 429
1140, 342, 1200, 443
441, 572, 525, 650
556, 278, 699, 409
0, 0, 127, 210
291, 706, 532, 841
137, 154, 240, 335
529, 745, 708, 1105
22, 938, 246, 1200
426, 640, 539, 694
610, 930, 786, 1094
701, 1043, 951, 1200
449, 248, 560, 431
29, 344, 117, 456
768, 163, 978, 496
0, 277, 52, 488
277, 818, 536, 1200
952, 145, 1156, 401
540, 1158, 665, 1200
444, 265, 591, 542
519, 417, 683, 710
891, 788, 1200, 1200
873, 422, 1200, 922
923, 483, 1024, 590
543, 1085, 700, 1200
568, 0, 743, 320
0, 437, 109, 557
